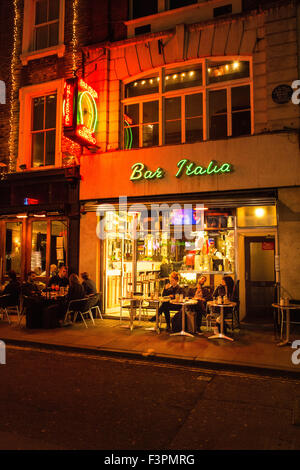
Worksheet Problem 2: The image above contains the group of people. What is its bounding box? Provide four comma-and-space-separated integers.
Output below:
150, 271, 235, 334
0, 266, 98, 327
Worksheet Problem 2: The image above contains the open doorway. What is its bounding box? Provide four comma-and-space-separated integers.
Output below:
244, 236, 275, 322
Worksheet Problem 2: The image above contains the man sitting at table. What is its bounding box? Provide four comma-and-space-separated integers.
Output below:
150, 271, 184, 331
22, 271, 41, 296
0, 270, 21, 306
48, 265, 69, 288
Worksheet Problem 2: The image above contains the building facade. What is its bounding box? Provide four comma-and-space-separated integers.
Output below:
0, 0, 299, 322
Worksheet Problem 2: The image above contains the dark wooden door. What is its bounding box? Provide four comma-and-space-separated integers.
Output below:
245, 236, 275, 320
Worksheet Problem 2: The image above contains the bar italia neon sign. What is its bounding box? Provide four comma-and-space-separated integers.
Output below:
130, 159, 232, 181
63, 78, 98, 147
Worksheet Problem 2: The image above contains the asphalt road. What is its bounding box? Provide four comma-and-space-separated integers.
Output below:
1, 345, 300, 452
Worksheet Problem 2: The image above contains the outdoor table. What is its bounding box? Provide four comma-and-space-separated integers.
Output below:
207, 300, 236, 342
144, 296, 171, 334
272, 303, 300, 347
170, 299, 197, 338
119, 296, 144, 332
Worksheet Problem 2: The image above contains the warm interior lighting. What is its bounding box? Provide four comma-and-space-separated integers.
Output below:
16, 214, 27, 219
233, 61, 240, 70
255, 208, 265, 218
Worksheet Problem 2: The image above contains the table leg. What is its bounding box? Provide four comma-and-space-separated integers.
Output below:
208, 305, 234, 342
144, 301, 160, 334
171, 305, 194, 338
277, 307, 292, 347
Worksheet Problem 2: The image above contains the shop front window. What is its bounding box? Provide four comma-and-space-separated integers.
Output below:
237, 206, 277, 227
31, 220, 47, 275
102, 205, 236, 314
50, 220, 67, 268
122, 58, 252, 148
5, 222, 22, 274
32, 93, 57, 168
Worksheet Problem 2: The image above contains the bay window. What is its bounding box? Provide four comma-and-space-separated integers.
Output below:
122, 58, 252, 149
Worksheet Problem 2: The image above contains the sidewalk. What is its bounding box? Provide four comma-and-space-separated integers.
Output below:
1, 316, 300, 376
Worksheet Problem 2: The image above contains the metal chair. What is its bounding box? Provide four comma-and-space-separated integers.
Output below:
121, 292, 144, 322
65, 298, 95, 328
0, 294, 11, 324
89, 293, 103, 319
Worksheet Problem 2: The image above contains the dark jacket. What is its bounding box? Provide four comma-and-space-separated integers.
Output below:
162, 283, 184, 298
2, 280, 21, 306
213, 284, 233, 300
22, 281, 40, 297
190, 285, 212, 303
82, 278, 97, 296
48, 274, 69, 288
67, 283, 85, 302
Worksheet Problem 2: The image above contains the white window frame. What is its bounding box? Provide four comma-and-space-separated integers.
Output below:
21, 0, 65, 65
18, 79, 64, 171
121, 57, 253, 149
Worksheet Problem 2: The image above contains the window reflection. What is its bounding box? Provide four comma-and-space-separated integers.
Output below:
5, 222, 22, 274
50, 220, 67, 269
31, 221, 47, 276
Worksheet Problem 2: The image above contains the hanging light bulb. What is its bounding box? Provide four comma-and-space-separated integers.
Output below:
233, 61, 240, 70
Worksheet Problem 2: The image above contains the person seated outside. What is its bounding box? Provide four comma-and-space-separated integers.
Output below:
51, 274, 85, 327
212, 275, 235, 334
81, 272, 97, 296
48, 265, 69, 288
22, 271, 41, 297
50, 264, 58, 277
0, 270, 21, 306
150, 271, 184, 331
189, 275, 212, 333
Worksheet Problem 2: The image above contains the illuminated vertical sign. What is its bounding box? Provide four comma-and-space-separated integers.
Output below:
63, 78, 98, 147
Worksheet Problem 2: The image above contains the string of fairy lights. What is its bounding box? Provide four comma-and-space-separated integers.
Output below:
72, 0, 80, 74
8, 0, 20, 173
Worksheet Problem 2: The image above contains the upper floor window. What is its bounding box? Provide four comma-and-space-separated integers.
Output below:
129, 0, 198, 19
122, 59, 252, 149
31, 93, 57, 168
21, 0, 65, 65
34, 0, 59, 51
18, 80, 64, 170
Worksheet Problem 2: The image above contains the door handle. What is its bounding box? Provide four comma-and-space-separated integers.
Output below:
245, 272, 249, 281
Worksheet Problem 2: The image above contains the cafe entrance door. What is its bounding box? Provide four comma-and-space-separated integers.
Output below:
244, 236, 275, 320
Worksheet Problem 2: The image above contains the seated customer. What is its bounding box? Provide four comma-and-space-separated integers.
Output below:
54, 274, 85, 326
48, 265, 69, 288
212, 275, 235, 334
190, 275, 212, 333
1, 270, 21, 306
81, 272, 97, 295
22, 271, 40, 296
150, 271, 184, 331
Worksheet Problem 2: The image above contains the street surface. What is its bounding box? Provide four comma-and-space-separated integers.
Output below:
1, 345, 300, 451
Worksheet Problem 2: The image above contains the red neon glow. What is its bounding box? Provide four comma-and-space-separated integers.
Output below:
76, 125, 97, 146
63, 82, 75, 127
78, 79, 98, 99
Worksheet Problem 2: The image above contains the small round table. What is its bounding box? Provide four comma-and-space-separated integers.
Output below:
272, 303, 300, 347
207, 300, 236, 342
170, 299, 198, 338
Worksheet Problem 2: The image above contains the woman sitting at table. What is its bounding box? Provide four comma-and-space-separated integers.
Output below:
150, 271, 184, 331
189, 275, 212, 333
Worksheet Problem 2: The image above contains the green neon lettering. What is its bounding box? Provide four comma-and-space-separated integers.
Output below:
176, 159, 187, 178
206, 161, 215, 175
130, 163, 144, 181
193, 165, 206, 175
220, 163, 231, 173
144, 170, 154, 179
185, 162, 195, 176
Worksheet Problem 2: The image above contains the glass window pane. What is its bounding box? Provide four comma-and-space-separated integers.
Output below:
49, 21, 59, 47
169, 0, 197, 9
125, 75, 159, 98
5, 222, 22, 274
207, 60, 250, 84
32, 132, 44, 167
124, 104, 139, 126
51, 220, 67, 270
210, 115, 227, 140
232, 110, 251, 137
124, 126, 139, 149
31, 221, 48, 275
186, 117, 203, 142
143, 123, 158, 147
165, 97, 181, 120
35, 25, 48, 50
49, 0, 60, 21
237, 206, 277, 227
132, 0, 157, 19
35, 0, 47, 25
143, 101, 158, 124
45, 94, 57, 129
209, 89, 227, 115
231, 85, 250, 111
165, 120, 181, 144
45, 130, 56, 165
164, 65, 202, 92
33, 97, 44, 131
185, 93, 202, 117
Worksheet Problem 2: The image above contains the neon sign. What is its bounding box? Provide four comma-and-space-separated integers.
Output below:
63, 78, 98, 148
130, 159, 232, 181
